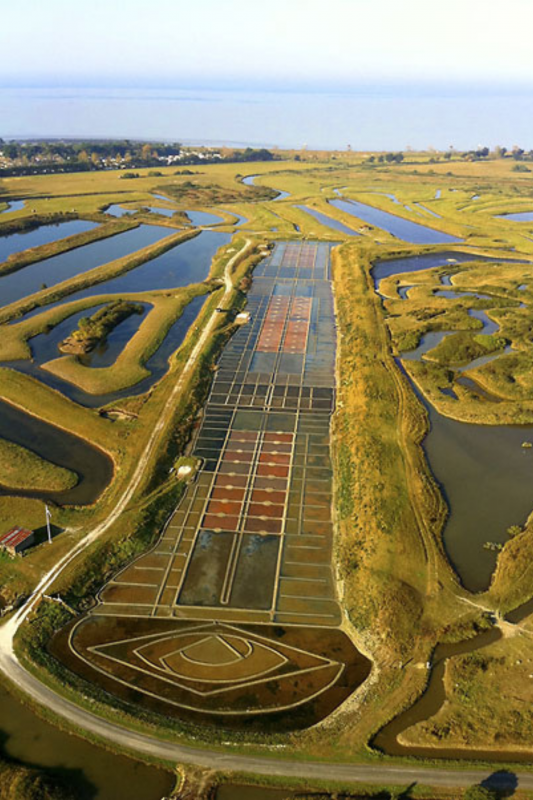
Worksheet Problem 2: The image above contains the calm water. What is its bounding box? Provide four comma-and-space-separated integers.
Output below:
4, 85, 533, 151
496, 211, 533, 222
294, 205, 360, 236
64, 230, 230, 298
0, 220, 96, 264
1, 199, 25, 214
0, 683, 173, 800
1, 224, 170, 308
242, 174, 290, 200
79, 304, 150, 368
105, 204, 135, 217
7, 295, 207, 407
21, 229, 230, 320
0, 398, 113, 504
186, 209, 225, 226
330, 197, 462, 244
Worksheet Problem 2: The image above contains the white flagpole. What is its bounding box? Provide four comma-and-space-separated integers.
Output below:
45, 504, 52, 544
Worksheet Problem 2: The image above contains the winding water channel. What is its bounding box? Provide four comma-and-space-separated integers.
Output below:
4, 294, 207, 407
0, 199, 25, 214
374, 597, 533, 762
373, 251, 533, 592
0, 398, 113, 504
242, 174, 291, 200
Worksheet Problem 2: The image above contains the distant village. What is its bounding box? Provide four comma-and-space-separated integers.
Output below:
0, 139, 276, 175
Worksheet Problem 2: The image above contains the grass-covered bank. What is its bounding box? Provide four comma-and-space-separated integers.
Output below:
0, 215, 138, 278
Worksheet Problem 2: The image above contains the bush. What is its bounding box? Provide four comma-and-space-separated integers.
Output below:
464, 786, 498, 800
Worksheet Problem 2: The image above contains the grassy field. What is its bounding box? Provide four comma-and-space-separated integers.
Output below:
403, 632, 533, 752
4, 153, 533, 765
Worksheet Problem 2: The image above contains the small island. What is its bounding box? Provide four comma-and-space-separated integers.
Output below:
59, 300, 145, 355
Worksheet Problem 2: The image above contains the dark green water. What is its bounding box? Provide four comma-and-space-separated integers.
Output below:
217, 786, 290, 800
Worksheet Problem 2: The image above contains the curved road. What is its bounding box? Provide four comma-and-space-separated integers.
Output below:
0, 635, 530, 791
0, 237, 530, 791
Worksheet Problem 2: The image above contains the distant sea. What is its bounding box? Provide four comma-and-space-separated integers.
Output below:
1, 84, 533, 150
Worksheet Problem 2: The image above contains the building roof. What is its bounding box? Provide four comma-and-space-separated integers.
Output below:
0, 526, 33, 549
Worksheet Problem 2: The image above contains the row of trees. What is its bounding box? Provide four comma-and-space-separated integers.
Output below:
0, 138, 182, 162
362, 145, 533, 165
366, 152, 405, 164
0, 138, 277, 175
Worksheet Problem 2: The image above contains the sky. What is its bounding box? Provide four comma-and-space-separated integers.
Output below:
1, 0, 533, 148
